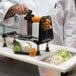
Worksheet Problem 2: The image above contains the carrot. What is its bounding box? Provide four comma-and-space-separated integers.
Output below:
32, 16, 41, 22
42, 19, 51, 30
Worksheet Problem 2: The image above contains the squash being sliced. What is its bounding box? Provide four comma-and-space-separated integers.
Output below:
13, 40, 22, 52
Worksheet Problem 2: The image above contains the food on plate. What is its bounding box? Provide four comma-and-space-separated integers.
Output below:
29, 48, 37, 57
57, 49, 72, 61
49, 49, 72, 64
50, 55, 64, 64
13, 40, 22, 52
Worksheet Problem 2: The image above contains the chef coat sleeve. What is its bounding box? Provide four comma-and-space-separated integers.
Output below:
0, 0, 15, 26
63, 0, 76, 48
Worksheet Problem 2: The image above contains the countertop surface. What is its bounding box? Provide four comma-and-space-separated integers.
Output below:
0, 38, 76, 73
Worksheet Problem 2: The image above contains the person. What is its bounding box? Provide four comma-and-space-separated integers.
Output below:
0, 0, 76, 76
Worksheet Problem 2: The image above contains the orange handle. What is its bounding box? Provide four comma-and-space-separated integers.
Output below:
32, 16, 41, 22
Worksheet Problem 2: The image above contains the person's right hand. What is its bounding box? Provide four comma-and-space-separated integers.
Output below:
4, 4, 28, 19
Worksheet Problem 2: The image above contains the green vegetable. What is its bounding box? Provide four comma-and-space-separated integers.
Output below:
57, 49, 72, 61
13, 40, 22, 52
64, 54, 72, 61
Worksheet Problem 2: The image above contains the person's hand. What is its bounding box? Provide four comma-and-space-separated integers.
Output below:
4, 4, 28, 19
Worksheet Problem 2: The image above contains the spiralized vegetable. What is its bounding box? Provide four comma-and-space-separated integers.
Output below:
50, 55, 64, 64
49, 49, 72, 64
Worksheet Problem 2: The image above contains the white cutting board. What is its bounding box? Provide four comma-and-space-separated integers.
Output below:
0, 39, 76, 73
